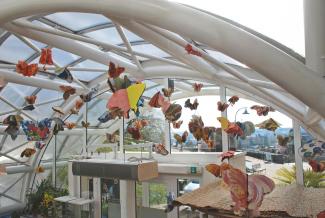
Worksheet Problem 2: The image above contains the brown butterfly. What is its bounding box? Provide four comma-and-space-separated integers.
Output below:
149, 92, 163, 108
134, 119, 149, 129
20, 148, 36, 158
104, 132, 119, 143
75, 99, 84, 110
162, 88, 174, 98
228, 96, 239, 106
35, 166, 45, 174
193, 83, 203, 92
251, 105, 275, 116
217, 101, 229, 112
25, 95, 37, 105
172, 120, 183, 129
59, 85, 76, 100
127, 127, 141, 140
64, 122, 76, 130
184, 98, 199, 110
109, 108, 124, 119
153, 143, 169, 156
81, 121, 90, 128
277, 135, 289, 147
52, 106, 65, 115
108, 62, 125, 78
174, 131, 188, 144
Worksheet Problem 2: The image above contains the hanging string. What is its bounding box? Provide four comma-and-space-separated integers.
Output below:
85, 102, 88, 155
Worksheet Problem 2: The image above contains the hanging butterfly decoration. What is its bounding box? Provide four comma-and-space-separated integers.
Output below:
174, 131, 188, 144
206, 163, 275, 217
238, 121, 255, 139
172, 120, 183, 129
202, 127, 217, 149
16, 61, 38, 77
217, 117, 244, 138
164, 104, 182, 122
64, 122, 76, 130
217, 101, 229, 112
148, 92, 164, 108
73, 99, 84, 113
308, 159, 325, 173
193, 83, 203, 92
153, 143, 169, 156
184, 98, 199, 110
21, 118, 51, 141
228, 95, 239, 106
250, 105, 275, 116
81, 121, 90, 128
103, 131, 119, 144
162, 88, 174, 98
35, 166, 45, 174
256, 118, 280, 132
127, 127, 141, 140
109, 108, 124, 119
221, 150, 235, 162
126, 119, 148, 140
0, 164, 7, 176
20, 148, 36, 158
59, 85, 76, 100
112, 75, 132, 91
164, 192, 176, 213
52, 117, 65, 135
35, 141, 46, 150
108, 62, 125, 79
23, 95, 37, 111
56, 67, 73, 83
107, 83, 146, 118
98, 111, 112, 123
39, 48, 54, 70
80, 87, 98, 103
188, 115, 204, 141
3, 115, 24, 140
185, 44, 202, 57
52, 106, 65, 116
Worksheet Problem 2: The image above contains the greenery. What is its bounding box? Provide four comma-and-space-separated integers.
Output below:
24, 179, 68, 217
275, 165, 325, 188
96, 146, 113, 153
136, 183, 167, 208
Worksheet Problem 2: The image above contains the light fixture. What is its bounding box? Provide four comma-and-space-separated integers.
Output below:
242, 108, 249, 115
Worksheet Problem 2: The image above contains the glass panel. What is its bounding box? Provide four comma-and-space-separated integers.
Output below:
85, 27, 123, 45
122, 27, 144, 42
177, 178, 200, 218
52, 48, 80, 66
46, 13, 111, 31
171, 95, 222, 152
0, 35, 35, 63
136, 182, 167, 218
101, 178, 121, 218
207, 49, 247, 67
132, 44, 170, 58
72, 59, 107, 81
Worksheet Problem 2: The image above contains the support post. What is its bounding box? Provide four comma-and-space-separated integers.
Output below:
293, 120, 304, 185
220, 86, 228, 152
120, 180, 136, 218
163, 78, 171, 153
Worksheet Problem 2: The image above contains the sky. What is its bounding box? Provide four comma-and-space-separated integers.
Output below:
169, 0, 305, 55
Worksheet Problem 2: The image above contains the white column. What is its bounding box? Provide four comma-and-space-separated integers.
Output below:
52, 135, 57, 187
220, 86, 228, 152
68, 162, 81, 197
120, 180, 136, 218
93, 178, 101, 218
119, 118, 124, 155
293, 120, 304, 185
142, 182, 149, 207
166, 179, 177, 218
304, 0, 325, 76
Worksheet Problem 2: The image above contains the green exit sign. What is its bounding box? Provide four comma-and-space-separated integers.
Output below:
190, 166, 197, 174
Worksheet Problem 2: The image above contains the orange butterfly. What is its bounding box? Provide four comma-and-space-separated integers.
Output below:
75, 99, 84, 110
108, 62, 125, 78
228, 96, 239, 106
134, 119, 149, 129
64, 122, 76, 129
162, 88, 174, 98
59, 85, 76, 100
20, 148, 36, 158
174, 131, 188, 144
39, 48, 54, 65
25, 95, 37, 105
185, 44, 202, 57
193, 83, 203, 92
35, 166, 45, 174
217, 101, 229, 112
16, 61, 38, 77
172, 120, 183, 129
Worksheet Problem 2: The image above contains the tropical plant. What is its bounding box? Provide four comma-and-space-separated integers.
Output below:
24, 179, 69, 217
275, 165, 325, 188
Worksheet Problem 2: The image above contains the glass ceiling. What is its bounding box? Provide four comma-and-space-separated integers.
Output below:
0, 1, 315, 211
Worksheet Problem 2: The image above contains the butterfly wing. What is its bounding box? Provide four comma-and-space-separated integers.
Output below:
126, 83, 146, 112
205, 164, 221, 177
174, 134, 183, 144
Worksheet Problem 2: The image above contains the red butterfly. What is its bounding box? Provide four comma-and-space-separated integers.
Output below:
193, 83, 203, 92
127, 127, 141, 140
221, 150, 235, 162
64, 122, 76, 129
185, 44, 202, 57
25, 95, 37, 105
108, 62, 125, 78
217, 101, 229, 112
172, 120, 183, 129
16, 61, 38, 77
39, 48, 54, 65
228, 96, 239, 106
59, 85, 76, 100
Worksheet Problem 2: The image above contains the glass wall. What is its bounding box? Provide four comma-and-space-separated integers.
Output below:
177, 178, 200, 218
